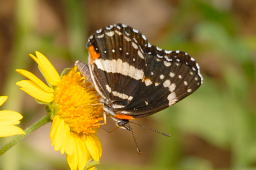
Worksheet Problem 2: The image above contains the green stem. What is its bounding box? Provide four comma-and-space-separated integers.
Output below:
0, 114, 51, 156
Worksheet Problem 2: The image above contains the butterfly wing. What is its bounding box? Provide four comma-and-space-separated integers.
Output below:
87, 24, 203, 118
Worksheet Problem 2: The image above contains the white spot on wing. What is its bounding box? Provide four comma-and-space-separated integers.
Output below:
132, 42, 138, 49
97, 34, 104, 38
106, 25, 113, 30
157, 54, 163, 58
133, 28, 139, 33
124, 36, 131, 42
160, 74, 165, 79
168, 93, 177, 106
106, 85, 112, 92
170, 72, 175, 77
88, 35, 93, 40
128, 96, 133, 101
96, 29, 102, 33
112, 104, 125, 109
163, 80, 171, 87
142, 34, 147, 40
115, 30, 122, 35
164, 61, 171, 67
144, 79, 152, 86
125, 31, 130, 36
165, 56, 172, 62
138, 50, 144, 59
112, 91, 133, 101
106, 31, 114, 36
156, 47, 161, 51
196, 63, 200, 69
169, 83, 176, 92
165, 50, 172, 54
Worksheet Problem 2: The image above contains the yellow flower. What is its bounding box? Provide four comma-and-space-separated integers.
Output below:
0, 96, 25, 137
16, 51, 103, 170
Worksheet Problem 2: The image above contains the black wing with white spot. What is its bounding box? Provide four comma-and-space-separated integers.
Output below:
87, 23, 203, 118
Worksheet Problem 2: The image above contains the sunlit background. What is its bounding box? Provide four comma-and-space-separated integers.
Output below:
0, 0, 256, 169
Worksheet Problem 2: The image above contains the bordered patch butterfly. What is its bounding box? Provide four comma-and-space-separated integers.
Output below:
76, 23, 203, 131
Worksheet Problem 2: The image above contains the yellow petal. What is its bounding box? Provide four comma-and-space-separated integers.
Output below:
0, 96, 8, 107
50, 116, 66, 153
76, 137, 89, 170
0, 110, 23, 125
51, 116, 92, 170
88, 167, 96, 170
50, 116, 74, 155
16, 69, 54, 93
67, 153, 77, 170
85, 135, 102, 161
16, 80, 54, 103
30, 51, 60, 86
0, 125, 25, 137
67, 136, 90, 170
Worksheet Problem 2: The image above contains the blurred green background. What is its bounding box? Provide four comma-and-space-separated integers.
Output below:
0, 0, 256, 169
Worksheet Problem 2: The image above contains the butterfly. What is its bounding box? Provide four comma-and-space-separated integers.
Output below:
76, 23, 203, 131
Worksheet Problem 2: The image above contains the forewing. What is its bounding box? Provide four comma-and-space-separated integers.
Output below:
87, 24, 203, 117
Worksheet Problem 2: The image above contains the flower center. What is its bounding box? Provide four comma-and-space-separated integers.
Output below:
53, 67, 103, 135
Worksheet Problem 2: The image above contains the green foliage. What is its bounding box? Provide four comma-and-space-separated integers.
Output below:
1, 0, 255, 169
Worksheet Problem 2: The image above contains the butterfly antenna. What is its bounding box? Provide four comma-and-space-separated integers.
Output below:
128, 124, 142, 153
129, 121, 171, 137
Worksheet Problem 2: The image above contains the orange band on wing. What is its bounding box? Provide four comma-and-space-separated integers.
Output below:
88, 45, 100, 64
114, 114, 135, 120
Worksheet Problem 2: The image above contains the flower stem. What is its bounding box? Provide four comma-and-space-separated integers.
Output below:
0, 114, 51, 156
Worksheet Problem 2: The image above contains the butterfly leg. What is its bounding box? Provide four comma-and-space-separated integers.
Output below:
75, 60, 93, 83
103, 112, 107, 125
